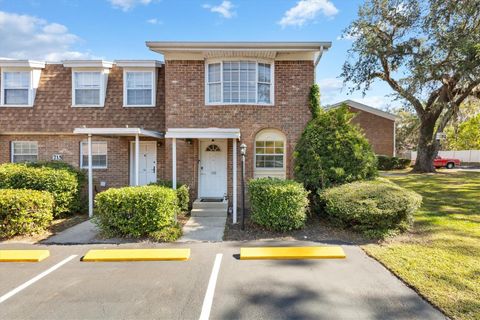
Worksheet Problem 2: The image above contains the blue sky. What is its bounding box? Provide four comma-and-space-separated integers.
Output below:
0, 0, 395, 109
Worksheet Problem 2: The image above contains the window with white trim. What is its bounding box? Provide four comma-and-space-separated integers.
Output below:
125, 71, 154, 106
74, 71, 101, 106
206, 60, 273, 105
11, 141, 38, 163
254, 129, 286, 179
2, 71, 30, 105
80, 141, 107, 169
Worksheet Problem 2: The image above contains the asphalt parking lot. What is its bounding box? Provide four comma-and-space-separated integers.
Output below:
0, 241, 446, 320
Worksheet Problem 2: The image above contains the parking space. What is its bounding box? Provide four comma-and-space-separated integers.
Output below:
0, 242, 445, 320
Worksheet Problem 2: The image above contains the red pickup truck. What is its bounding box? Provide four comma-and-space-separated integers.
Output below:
434, 156, 461, 169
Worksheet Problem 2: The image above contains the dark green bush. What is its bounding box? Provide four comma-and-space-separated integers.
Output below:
319, 179, 422, 238
0, 163, 79, 217
149, 180, 190, 213
94, 185, 179, 238
377, 155, 411, 170
0, 189, 54, 238
294, 104, 378, 191
148, 223, 183, 242
27, 161, 86, 213
248, 178, 309, 231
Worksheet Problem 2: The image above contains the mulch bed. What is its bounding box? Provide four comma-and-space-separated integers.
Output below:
223, 211, 371, 244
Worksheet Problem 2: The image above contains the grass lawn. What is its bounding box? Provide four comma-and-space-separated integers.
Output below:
363, 170, 480, 320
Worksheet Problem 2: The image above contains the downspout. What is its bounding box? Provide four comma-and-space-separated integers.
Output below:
313, 46, 324, 83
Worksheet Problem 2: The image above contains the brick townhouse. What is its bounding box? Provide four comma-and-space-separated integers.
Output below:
0, 41, 396, 220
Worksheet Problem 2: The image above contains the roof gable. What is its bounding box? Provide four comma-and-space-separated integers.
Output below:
326, 100, 397, 121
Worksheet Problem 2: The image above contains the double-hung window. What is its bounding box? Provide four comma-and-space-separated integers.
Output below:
2, 71, 30, 106
206, 60, 273, 105
80, 141, 107, 169
73, 71, 101, 106
11, 141, 38, 163
125, 71, 154, 106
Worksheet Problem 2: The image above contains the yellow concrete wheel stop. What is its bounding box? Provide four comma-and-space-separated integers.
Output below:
0, 250, 50, 262
240, 246, 346, 260
82, 248, 190, 262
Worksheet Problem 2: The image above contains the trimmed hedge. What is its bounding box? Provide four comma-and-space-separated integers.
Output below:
0, 163, 80, 217
149, 180, 190, 213
148, 223, 183, 242
94, 185, 178, 238
248, 178, 309, 231
319, 179, 422, 238
0, 189, 54, 238
26, 161, 86, 213
377, 155, 411, 170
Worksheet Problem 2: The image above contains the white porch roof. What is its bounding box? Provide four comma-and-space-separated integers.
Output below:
73, 127, 163, 138
165, 128, 241, 139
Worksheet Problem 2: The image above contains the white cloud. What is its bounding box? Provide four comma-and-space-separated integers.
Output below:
0, 11, 94, 61
353, 96, 392, 110
317, 77, 343, 105
108, 0, 152, 11
146, 18, 161, 24
279, 0, 338, 28
203, 1, 235, 18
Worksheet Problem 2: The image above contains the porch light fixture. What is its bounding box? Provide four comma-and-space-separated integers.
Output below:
240, 143, 247, 230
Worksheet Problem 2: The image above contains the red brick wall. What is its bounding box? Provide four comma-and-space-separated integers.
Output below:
164, 60, 314, 202
0, 135, 165, 192
0, 64, 165, 132
349, 107, 395, 156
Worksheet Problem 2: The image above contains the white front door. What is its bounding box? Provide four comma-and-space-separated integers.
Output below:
199, 139, 227, 198
130, 141, 157, 186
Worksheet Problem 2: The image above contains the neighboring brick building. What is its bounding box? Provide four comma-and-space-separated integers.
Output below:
0, 42, 395, 219
328, 100, 397, 156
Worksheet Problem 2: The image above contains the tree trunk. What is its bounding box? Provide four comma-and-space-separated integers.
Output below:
412, 116, 438, 173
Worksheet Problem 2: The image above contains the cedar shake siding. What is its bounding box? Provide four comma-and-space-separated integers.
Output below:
0, 64, 165, 132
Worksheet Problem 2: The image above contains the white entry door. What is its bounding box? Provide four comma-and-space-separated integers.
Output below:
199, 139, 227, 198
130, 141, 157, 186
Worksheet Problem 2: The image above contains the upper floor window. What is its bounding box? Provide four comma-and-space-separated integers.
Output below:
124, 71, 154, 107
206, 60, 274, 105
11, 141, 38, 163
2, 71, 31, 106
73, 71, 101, 106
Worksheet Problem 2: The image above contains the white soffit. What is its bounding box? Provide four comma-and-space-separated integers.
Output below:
0, 60, 45, 68
115, 60, 163, 68
146, 41, 332, 61
328, 100, 397, 121
165, 128, 241, 139
73, 127, 163, 138
62, 60, 114, 68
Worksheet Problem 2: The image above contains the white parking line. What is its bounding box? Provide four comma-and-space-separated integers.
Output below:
0, 255, 78, 304
199, 253, 223, 320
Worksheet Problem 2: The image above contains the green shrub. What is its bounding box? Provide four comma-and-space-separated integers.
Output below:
149, 180, 190, 213
294, 104, 378, 191
94, 185, 179, 238
377, 155, 411, 170
27, 161, 86, 213
319, 179, 422, 238
0, 189, 54, 238
248, 178, 309, 231
0, 163, 79, 217
148, 223, 183, 242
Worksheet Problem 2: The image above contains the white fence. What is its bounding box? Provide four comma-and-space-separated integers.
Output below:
410, 150, 480, 163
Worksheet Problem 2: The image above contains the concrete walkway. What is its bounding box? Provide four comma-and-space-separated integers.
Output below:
178, 216, 226, 242
42, 220, 124, 244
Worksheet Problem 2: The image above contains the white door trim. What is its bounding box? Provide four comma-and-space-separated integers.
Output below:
129, 141, 157, 186
198, 139, 227, 199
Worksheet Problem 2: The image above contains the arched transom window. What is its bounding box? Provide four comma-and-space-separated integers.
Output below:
206, 144, 221, 152
254, 129, 286, 179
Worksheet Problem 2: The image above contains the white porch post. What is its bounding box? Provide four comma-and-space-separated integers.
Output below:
232, 139, 237, 223
172, 138, 177, 190
135, 133, 140, 186
87, 134, 93, 218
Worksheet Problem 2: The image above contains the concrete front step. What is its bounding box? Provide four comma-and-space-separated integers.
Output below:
178, 216, 226, 242
191, 208, 227, 217
192, 199, 228, 210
